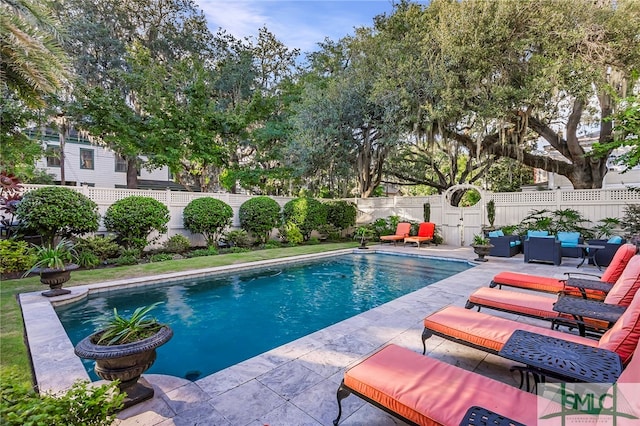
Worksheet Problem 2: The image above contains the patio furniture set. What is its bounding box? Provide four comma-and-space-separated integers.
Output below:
333, 243, 640, 425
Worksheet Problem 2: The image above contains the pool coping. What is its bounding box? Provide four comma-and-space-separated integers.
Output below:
20, 247, 474, 394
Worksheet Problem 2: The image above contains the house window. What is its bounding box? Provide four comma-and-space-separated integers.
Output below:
46, 145, 61, 167
80, 148, 94, 170
115, 155, 127, 173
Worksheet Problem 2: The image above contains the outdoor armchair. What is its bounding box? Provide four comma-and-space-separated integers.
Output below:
487, 229, 520, 257
588, 237, 626, 267
523, 235, 562, 265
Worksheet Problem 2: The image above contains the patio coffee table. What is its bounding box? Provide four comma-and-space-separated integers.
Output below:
498, 330, 622, 392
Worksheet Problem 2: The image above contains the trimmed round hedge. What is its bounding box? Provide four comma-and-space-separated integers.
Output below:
183, 197, 233, 247
282, 197, 327, 241
239, 196, 281, 244
326, 200, 357, 230
15, 186, 99, 245
103, 196, 169, 251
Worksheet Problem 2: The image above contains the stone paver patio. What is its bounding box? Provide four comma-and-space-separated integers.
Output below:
20, 244, 594, 425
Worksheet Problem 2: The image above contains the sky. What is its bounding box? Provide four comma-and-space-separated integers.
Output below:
195, 0, 401, 54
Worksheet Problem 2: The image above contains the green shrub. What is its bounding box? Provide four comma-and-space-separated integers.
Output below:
185, 247, 218, 258
282, 197, 327, 241
163, 235, 191, 253
103, 196, 169, 251
226, 246, 250, 254
622, 204, 640, 239
15, 186, 100, 245
0, 369, 124, 426
325, 200, 357, 231
225, 229, 253, 248
0, 240, 35, 274
307, 236, 320, 245
239, 196, 281, 244
76, 250, 100, 269
183, 197, 233, 247
149, 253, 174, 262
114, 255, 138, 266
263, 240, 282, 249
279, 222, 304, 245
74, 235, 120, 261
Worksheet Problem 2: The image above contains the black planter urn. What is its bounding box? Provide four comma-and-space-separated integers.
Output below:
471, 244, 494, 262
36, 264, 79, 297
74, 326, 173, 409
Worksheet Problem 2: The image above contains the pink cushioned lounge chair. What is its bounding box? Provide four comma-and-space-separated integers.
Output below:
333, 339, 640, 425
489, 243, 637, 299
404, 222, 435, 248
422, 286, 640, 366
379, 222, 411, 246
465, 255, 640, 334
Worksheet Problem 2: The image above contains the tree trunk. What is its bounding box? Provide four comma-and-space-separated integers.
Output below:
126, 157, 138, 189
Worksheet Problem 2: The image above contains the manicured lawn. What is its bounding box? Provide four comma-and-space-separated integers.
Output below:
0, 242, 358, 386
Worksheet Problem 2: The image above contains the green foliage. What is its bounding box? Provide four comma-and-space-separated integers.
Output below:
0, 94, 44, 179
76, 250, 100, 269
282, 197, 328, 241
423, 202, 431, 222
185, 247, 218, 258
486, 200, 496, 227
0, 240, 35, 274
307, 236, 320, 245
149, 253, 173, 263
239, 196, 281, 244
621, 204, 640, 238
224, 229, 253, 248
472, 234, 491, 246
103, 196, 169, 251
0, 370, 124, 426
163, 235, 191, 254
74, 236, 120, 261
226, 246, 251, 254
517, 208, 592, 238
15, 186, 99, 245
97, 303, 164, 346
317, 223, 341, 241
113, 255, 138, 266
263, 240, 282, 249
325, 200, 357, 230
591, 217, 621, 239
26, 239, 77, 275
279, 222, 304, 245
183, 197, 233, 247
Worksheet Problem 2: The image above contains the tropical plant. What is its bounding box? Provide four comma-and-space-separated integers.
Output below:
73, 235, 120, 261
15, 186, 100, 245
282, 197, 328, 241
621, 204, 640, 242
96, 303, 164, 346
591, 217, 622, 239
24, 239, 77, 275
239, 196, 281, 244
103, 196, 169, 251
183, 197, 233, 247
224, 229, 253, 248
472, 234, 491, 246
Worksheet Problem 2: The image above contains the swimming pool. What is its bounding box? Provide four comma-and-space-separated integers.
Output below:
56, 252, 472, 381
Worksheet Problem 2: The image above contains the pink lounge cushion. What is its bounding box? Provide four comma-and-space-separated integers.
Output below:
380, 222, 412, 241
423, 306, 595, 353
600, 244, 638, 284
492, 271, 565, 293
468, 287, 610, 330
603, 255, 640, 307
343, 344, 542, 426
598, 288, 640, 364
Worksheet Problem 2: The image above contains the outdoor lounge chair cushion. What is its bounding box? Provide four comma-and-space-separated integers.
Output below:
527, 230, 549, 237
342, 344, 541, 426
380, 222, 411, 242
488, 230, 504, 237
557, 231, 580, 247
603, 255, 640, 306
423, 306, 595, 353
426, 288, 640, 364
404, 222, 435, 247
600, 243, 638, 283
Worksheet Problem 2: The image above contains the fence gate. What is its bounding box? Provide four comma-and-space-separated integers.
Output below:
440, 184, 485, 246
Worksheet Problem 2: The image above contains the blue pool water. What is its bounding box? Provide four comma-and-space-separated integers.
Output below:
56, 253, 471, 381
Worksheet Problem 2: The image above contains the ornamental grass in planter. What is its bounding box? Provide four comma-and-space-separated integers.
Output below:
24, 239, 79, 297
74, 303, 173, 409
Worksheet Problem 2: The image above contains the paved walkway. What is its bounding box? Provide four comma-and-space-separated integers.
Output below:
109, 245, 592, 426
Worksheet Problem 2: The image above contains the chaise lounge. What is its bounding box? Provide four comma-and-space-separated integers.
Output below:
380, 222, 412, 245
404, 222, 435, 248
465, 255, 640, 334
333, 334, 640, 425
489, 243, 637, 298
